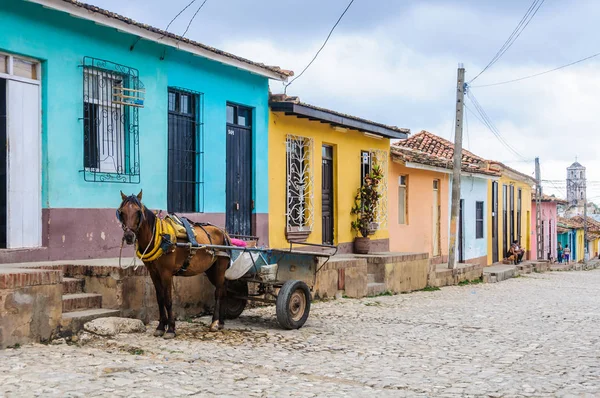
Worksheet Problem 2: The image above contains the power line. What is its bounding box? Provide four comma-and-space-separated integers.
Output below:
465, 99, 470, 150
465, 90, 529, 161
163, 0, 197, 35
284, 0, 356, 93
472, 51, 600, 88
470, 0, 545, 83
179, 0, 210, 40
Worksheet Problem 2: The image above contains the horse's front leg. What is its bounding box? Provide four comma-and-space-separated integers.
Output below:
162, 273, 177, 339
209, 257, 229, 332
149, 268, 167, 337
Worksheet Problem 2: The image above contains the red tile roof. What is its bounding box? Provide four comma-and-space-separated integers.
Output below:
394, 130, 485, 164
391, 131, 500, 177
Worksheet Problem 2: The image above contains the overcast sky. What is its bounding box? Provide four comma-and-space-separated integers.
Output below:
92, 0, 600, 201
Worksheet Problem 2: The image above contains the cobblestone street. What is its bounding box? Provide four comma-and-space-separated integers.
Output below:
3, 271, 600, 397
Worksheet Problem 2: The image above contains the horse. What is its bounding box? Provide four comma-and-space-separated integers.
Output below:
117, 190, 231, 338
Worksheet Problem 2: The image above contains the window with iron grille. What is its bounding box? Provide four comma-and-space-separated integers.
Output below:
82, 57, 141, 183
167, 88, 204, 213
286, 135, 314, 233
476, 201, 484, 239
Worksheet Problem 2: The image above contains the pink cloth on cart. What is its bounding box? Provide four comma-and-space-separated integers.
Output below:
230, 238, 247, 248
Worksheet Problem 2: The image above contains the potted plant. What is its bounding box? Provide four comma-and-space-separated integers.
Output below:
351, 163, 383, 254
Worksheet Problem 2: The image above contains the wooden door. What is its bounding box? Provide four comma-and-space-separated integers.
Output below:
321, 145, 334, 245
226, 103, 252, 236
432, 179, 440, 256
492, 182, 499, 262
6, 79, 41, 248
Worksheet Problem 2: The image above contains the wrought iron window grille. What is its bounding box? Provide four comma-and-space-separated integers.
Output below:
167, 87, 205, 213
285, 135, 314, 239
80, 57, 142, 183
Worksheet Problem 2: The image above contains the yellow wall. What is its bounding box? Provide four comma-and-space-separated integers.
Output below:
388, 161, 450, 258
268, 111, 390, 249
487, 176, 533, 265
576, 229, 585, 262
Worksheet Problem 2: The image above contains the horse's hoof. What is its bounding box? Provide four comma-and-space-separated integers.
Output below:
153, 329, 165, 337
209, 321, 221, 332
163, 332, 176, 340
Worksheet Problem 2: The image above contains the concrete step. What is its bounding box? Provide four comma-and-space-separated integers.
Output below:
483, 264, 517, 283
366, 263, 385, 282
60, 308, 121, 335
62, 277, 84, 294
62, 293, 102, 313
367, 282, 386, 297
367, 273, 376, 284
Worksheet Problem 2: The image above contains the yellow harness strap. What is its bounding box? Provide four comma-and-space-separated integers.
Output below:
136, 218, 177, 262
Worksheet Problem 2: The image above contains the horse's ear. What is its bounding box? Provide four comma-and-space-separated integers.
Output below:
137, 189, 143, 201
120, 190, 127, 201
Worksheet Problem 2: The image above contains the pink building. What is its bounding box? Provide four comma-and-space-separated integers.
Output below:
531, 194, 566, 261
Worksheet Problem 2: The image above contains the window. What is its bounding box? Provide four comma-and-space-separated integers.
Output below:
82, 57, 141, 183
286, 135, 314, 235
433, 179, 439, 190
581, 191, 584, 200
360, 150, 371, 184
398, 175, 407, 224
226, 104, 251, 127
476, 201, 484, 239
167, 88, 204, 213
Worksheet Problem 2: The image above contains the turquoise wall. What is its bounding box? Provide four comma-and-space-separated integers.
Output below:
448, 175, 489, 262
0, 0, 270, 214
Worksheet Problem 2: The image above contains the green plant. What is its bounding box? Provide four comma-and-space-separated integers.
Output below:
351, 163, 383, 237
420, 286, 441, 292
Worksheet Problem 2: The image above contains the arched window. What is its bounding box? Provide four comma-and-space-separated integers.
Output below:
581, 171, 584, 179
581, 192, 584, 199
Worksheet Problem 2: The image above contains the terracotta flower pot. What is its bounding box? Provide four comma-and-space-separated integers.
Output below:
354, 236, 371, 254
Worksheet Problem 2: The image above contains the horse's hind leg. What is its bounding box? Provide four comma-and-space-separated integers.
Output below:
149, 268, 167, 337
206, 257, 229, 332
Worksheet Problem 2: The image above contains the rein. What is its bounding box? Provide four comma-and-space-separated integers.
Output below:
117, 195, 157, 270
119, 220, 156, 270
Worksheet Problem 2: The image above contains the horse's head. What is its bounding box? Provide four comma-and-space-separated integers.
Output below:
117, 190, 145, 245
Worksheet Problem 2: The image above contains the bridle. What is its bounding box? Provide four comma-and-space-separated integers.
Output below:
116, 195, 146, 236
116, 195, 154, 270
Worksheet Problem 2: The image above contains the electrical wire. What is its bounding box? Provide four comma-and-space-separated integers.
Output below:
465, 100, 470, 150
470, 0, 545, 83
179, 0, 210, 40
161, 0, 197, 37
284, 0, 356, 93
472, 51, 600, 88
465, 90, 528, 161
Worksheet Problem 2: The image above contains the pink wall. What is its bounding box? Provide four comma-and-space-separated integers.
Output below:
530, 201, 557, 261
389, 161, 450, 260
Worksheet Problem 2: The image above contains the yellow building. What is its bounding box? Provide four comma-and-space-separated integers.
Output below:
268, 94, 409, 252
486, 162, 536, 264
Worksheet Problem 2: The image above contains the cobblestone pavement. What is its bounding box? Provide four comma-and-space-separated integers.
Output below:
3, 271, 600, 397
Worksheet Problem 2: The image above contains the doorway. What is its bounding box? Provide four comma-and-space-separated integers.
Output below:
492, 181, 499, 262
0, 79, 5, 248
225, 103, 252, 236
458, 199, 465, 263
432, 179, 441, 257
321, 145, 334, 245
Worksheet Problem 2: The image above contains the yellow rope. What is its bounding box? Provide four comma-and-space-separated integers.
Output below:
135, 218, 176, 262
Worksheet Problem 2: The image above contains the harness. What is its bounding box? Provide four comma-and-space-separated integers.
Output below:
116, 195, 231, 273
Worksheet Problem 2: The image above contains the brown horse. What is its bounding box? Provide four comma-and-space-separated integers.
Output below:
117, 190, 231, 338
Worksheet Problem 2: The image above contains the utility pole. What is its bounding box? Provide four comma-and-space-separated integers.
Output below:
535, 157, 542, 260
448, 65, 465, 269
584, 178, 588, 263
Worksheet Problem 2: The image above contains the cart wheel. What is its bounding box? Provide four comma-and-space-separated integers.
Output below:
276, 280, 311, 330
225, 280, 248, 320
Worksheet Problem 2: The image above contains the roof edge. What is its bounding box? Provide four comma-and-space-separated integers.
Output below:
27, 0, 293, 81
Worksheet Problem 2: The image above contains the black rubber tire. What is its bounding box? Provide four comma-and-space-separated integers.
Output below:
276, 280, 311, 330
225, 280, 248, 320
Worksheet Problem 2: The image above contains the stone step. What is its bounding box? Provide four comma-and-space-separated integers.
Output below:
62, 277, 84, 294
366, 263, 385, 282
367, 273, 376, 284
367, 282, 386, 297
60, 308, 121, 335
62, 293, 102, 313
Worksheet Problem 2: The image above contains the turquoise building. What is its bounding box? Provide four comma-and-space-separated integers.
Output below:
0, 0, 291, 262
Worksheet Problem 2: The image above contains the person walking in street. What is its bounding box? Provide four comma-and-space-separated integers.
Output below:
557, 242, 563, 264
563, 245, 571, 264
